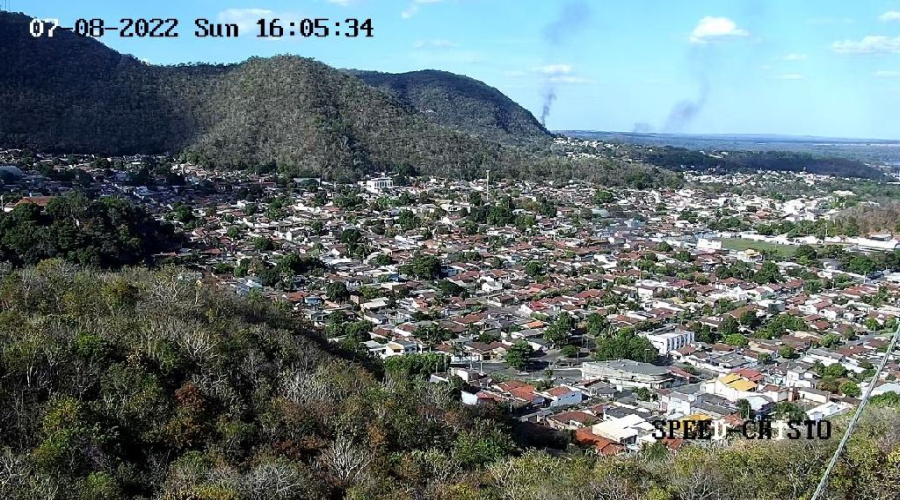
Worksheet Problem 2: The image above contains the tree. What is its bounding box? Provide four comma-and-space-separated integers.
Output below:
253, 237, 275, 252
753, 261, 781, 284
634, 387, 651, 401
778, 346, 796, 359
720, 316, 740, 336
820, 333, 841, 348
795, 245, 817, 262
525, 261, 544, 277
848, 255, 876, 276
758, 353, 772, 364
594, 190, 614, 204
594, 330, 658, 364
674, 250, 693, 263
739, 310, 760, 330
586, 313, 610, 337
773, 401, 806, 422
505, 340, 533, 371
724, 334, 749, 347
657, 241, 673, 252
840, 381, 861, 397
561, 345, 579, 358
544, 314, 574, 348
824, 363, 847, 378
736, 399, 751, 419
414, 324, 451, 347
406, 255, 442, 280
326, 282, 350, 303
436, 280, 464, 297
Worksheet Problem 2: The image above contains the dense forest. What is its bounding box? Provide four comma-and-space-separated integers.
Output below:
0, 263, 898, 499
632, 146, 886, 180
0, 193, 179, 268
350, 70, 549, 145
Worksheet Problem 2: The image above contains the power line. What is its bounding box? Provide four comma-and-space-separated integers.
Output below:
810, 320, 900, 500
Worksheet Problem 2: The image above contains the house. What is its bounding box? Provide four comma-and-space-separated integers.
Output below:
381, 340, 420, 358
574, 428, 625, 455
539, 386, 583, 408
547, 410, 600, 430
581, 360, 674, 389
590, 413, 655, 448
644, 327, 695, 356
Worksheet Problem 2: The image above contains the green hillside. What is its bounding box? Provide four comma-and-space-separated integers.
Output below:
351, 69, 550, 145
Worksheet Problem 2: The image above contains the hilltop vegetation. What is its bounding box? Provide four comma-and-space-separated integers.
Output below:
351, 69, 549, 145
0, 263, 898, 499
0, 192, 179, 268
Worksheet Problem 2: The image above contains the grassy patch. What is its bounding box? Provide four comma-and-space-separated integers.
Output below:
721, 238, 797, 258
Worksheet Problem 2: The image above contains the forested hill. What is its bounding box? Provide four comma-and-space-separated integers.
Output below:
0, 12, 510, 181
0, 12, 686, 187
350, 69, 550, 145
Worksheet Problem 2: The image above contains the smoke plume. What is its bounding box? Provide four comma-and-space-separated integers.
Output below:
539, 0, 592, 128
540, 90, 557, 127
542, 1, 591, 45
662, 81, 709, 133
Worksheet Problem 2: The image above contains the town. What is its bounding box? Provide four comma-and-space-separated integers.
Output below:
2, 149, 900, 457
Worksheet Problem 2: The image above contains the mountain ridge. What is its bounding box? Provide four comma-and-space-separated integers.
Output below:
0, 12, 555, 182
349, 69, 550, 144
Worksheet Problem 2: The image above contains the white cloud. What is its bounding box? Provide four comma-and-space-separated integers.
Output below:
402, 0, 442, 19
326, 0, 352, 5
689, 17, 749, 44
772, 73, 804, 81
532, 64, 572, 76
879, 11, 900, 22
413, 39, 457, 48
875, 70, 900, 78
832, 35, 900, 55
548, 76, 595, 84
784, 53, 808, 61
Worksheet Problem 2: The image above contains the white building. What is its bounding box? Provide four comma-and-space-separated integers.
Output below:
643, 328, 694, 356
697, 238, 722, 251
365, 177, 394, 193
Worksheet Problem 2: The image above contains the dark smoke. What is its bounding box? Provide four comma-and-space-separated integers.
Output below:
543, 1, 592, 45
662, 83, 709, 133
538, 0, 592, 128
541, 89, 557, 127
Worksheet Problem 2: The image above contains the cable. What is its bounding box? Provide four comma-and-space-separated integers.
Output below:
810, 320, 900, 500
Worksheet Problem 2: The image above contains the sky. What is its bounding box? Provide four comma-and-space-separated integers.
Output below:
13, 0, 900, 139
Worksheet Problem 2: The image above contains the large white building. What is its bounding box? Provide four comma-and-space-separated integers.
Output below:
365, 177, 394, 193
643, 327, 694, 356
581, 360, 674, 389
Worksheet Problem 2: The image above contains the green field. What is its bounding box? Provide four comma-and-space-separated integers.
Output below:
721, 238, 798, 258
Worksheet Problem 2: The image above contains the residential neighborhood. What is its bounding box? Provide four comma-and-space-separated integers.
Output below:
3, 149, 900, 456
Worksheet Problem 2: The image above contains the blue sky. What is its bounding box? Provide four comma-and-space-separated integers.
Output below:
16, 0, 900, 139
